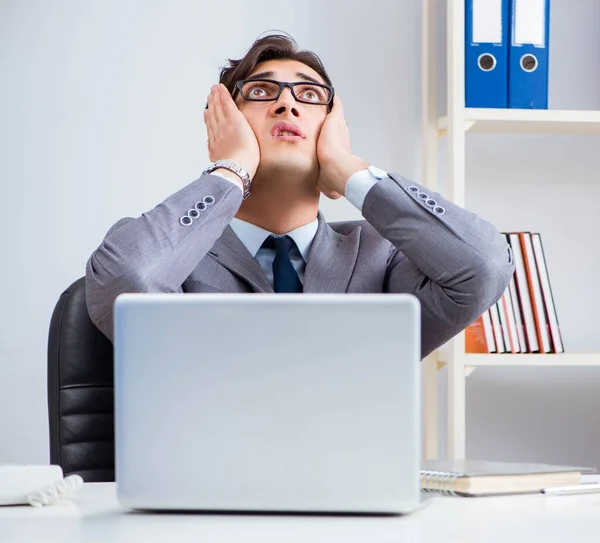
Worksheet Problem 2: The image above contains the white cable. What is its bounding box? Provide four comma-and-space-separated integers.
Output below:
0, 465, 84, 507
26, 475, 84, 507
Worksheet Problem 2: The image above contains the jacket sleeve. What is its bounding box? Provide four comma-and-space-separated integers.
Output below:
361, 173, 515, 358
85, 174, 243, 341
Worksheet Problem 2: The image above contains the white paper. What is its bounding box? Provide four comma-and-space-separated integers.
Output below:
514, 0, 546, 46
473, 0, 503, 44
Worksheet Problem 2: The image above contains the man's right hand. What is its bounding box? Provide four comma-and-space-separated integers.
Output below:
204, 84, 260, 180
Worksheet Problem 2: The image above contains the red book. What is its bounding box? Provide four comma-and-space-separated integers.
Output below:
519, 232, 551, 353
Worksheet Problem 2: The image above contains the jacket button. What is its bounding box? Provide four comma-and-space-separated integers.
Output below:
417, 192, 429, 200
433, 206, 446, 215
408, 185, 419, 193
195, 201, 207, 211
188, 209, 200, 219
180, 215, 193, 226
203, 196, 215, 205
425, 199, 437, 207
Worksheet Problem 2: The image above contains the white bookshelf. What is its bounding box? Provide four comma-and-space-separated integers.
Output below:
420, 0, 600, 461
463, 353, 600, 367
438, 108, 600, 135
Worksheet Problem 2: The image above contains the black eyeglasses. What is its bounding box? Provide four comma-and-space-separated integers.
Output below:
234, 78, 334, 106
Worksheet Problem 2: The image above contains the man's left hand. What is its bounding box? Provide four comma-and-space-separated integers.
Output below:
316, 95, 369, 199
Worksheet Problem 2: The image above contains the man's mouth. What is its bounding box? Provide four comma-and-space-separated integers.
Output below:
274, 133, 304, 141
270, 122, 305, 140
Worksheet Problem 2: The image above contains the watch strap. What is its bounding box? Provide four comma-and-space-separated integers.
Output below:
202, 159, 251, 199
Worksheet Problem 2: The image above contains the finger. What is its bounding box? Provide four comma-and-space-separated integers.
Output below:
206, 88, 215, 111
204, 103, 215, 142
216, 84, 239, 123
205, 133, 213, 161
217, 84, 239, 119
205, 92, 217, 129
213, 85, 227, 122
332, 95, 346, 120
203, 107, 215, 160
331, 94, 340, 111
208, 85, 226, 125
205, 89, 226, 153
204, 115, 213, 141
217, 84, 235, 123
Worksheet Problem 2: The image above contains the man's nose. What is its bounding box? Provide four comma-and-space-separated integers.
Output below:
271, 86, 299, 115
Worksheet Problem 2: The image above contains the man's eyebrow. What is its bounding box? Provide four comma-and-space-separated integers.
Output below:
295, 72, 323, 84
246, 71, 325, 85
246, 71, 275, 80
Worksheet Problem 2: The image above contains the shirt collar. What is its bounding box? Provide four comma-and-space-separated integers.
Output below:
229, 216, 319, 261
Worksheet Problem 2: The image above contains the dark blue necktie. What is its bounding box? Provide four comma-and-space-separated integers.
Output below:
262, 235, 303, 293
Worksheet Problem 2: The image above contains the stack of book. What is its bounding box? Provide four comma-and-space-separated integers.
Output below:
466, 232, 563, 354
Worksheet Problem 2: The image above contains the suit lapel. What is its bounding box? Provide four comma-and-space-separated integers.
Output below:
208, 215, 362, 294
303, 212, 361, 293
208, 226, 274, 293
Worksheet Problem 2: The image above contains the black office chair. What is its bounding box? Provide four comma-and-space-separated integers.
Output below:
47, 277, 115, 482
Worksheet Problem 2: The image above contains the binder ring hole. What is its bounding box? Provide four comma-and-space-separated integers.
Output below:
521, 54, 538, 72
477, 53, 496, 72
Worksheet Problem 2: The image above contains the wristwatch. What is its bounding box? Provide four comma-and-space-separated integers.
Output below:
202, 159, 252, 199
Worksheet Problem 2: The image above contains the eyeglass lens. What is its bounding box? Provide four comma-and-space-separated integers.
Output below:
240, 80, 331, 104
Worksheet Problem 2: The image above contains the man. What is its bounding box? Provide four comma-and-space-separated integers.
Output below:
86, 33, 515, 358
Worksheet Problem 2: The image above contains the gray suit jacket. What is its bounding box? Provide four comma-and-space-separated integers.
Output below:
86, 172, 515, 357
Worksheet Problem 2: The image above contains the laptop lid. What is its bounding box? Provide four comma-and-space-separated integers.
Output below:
113, 293, 421, 513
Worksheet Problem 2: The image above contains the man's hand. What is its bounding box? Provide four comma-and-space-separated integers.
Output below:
316, 95, 369, 199
204, 84, 260, 178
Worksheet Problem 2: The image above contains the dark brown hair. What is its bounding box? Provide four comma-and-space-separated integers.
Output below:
218, 32, 333, 96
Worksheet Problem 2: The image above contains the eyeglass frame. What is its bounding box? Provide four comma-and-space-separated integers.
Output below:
233, 78, 335, 108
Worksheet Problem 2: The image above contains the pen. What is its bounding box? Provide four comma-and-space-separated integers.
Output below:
542, 483, 600, 495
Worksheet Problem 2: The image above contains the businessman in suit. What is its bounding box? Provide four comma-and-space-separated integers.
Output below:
86, 33, 515, 358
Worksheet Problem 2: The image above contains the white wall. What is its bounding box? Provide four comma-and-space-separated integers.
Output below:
0, 0, 421, 463
1, 0, 599, 468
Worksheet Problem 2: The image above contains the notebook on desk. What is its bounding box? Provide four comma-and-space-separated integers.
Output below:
421, 460, 596, 497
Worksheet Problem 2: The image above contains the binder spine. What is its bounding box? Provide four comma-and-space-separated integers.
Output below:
420, 470, 460, 496
465, 0, 509, 108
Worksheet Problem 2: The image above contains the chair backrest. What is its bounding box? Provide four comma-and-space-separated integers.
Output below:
47, 277, 115, 481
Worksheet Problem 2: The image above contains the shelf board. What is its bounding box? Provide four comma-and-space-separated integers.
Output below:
461, 353, 600, 367
437, 108, 600, 136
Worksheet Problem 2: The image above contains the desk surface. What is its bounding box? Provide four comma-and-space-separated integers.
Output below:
2, 482, 600, 543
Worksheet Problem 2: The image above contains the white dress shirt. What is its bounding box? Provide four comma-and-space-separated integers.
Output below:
219, 166, 388, 288
229, 216, 317, 286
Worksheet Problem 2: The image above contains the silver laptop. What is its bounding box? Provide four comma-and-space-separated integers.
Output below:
113, 293, 422, 514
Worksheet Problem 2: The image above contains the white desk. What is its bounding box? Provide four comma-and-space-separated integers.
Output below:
2, 482, 600, 543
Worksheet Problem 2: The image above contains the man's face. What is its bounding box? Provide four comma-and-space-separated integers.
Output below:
234, 59, 330, 178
